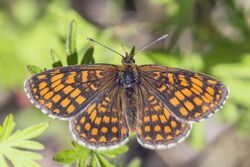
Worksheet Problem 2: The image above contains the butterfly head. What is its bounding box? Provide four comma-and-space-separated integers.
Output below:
121, 46, 136, 65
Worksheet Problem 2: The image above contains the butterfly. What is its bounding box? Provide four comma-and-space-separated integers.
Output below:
24, 35, 229, 150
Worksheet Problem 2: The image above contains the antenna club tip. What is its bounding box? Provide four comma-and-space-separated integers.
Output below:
160, 34, 169, 39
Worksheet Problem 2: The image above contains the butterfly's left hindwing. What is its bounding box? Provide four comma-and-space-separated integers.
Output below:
24, 65, 118, 120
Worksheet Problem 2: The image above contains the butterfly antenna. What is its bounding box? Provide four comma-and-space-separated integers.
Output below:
87, 38, 125, 58
133, 34, 168, 56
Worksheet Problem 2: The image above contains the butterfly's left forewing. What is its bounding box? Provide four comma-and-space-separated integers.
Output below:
24, 64, 118, 120
139, 65, 229, 123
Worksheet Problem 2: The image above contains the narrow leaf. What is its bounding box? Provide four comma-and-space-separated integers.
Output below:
53, 149, 78, 164
27, 65, 43, 75
8, 140, 44, 150
81, 46, 95, 64
8, 122, 49, 141
96, 155, 114, 167
99, 145, 129, 158
66, 20, 78, 65
0, 153, 8, 167
50, 49, 63, 68
128, 158, 141, 167
0, 114, 15, 142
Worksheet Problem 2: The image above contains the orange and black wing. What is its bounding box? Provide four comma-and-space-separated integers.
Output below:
70, 85, 129, 150
135, 83, 191, 149
24, 64, 118, 120
139, 65, 229, 122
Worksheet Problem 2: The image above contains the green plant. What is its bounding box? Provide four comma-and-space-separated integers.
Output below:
0, 114, 49, 167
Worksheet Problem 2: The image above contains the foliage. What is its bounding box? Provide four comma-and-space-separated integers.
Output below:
53, 142, 128, 167
0, 114, 49, 167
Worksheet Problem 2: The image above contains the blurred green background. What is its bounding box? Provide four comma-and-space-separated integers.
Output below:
0, 0, 250, 166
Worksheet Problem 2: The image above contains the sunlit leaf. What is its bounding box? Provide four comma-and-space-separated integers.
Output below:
81, 46, 95, 64
27, 65, 43, 75
66, 20, 78, 65
50, 49, 63, 68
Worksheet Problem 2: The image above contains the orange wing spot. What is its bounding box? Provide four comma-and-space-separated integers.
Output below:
51, 74, 64, 82
148, 96, 154, 101
151, 99, 158, 105
169, 97, 180, 107
205, 93, 213, 101
167, 135, 173, 140
44, 91, 54, 100
137, 127, 142, 135
167, 73, 174, 84
144, 126, 150, 132
80, 133, 86, 139
39, 99, 45, 104
175, 129, 181, 135
45, 102, 52, 109
67, 105, 75, 113
202, 95, 211, 103
145, 136, 152, 141
91, 128, 98, 136
32, 88, 37, 93
90, 138, 97, 142
54, 84, 64, 92
99, 136, 107, 142
121, 127, 127, 135
54, 109, 60, 113
174, 91, 185, 100
89, 110, 97, 121
112, 127, 118, 133
163, 108, 170, 119
154, 125, 161, 132
202, 105, 209, 112
85, 123, 91, 131
207, 80, 217, 85
75, 96, 86, 105
63, 85, 74, 94
216, 94, 220, 100
191, 77, 203, 87
164, 126, 171, 133
156, 134, 163, 141
159, 115, 166, 123
66, 73, 76, 84
194, 112, 201, 118
210, 103, 215, 108
105, 97, 111, 102
192, 84, 203, 93
61, 98, 71, 108
103, 116, 110, 123
52, 94, 61, 103
158, 85, 166, 92
80, 117, 86, 124
185, 101, 194, 111
51, 79, 61, 88
111, 137, 118, 142
99, 107, 107, 112
37, 75, 46, 79
171, 120, 177, 128
144, 116, 150, 122
81, 71, 88, 82
191, 87, 201, 95
95, 70, 104, 78
180, 107, 188, 116
39, 82, 47, 90
206, 86, 215, 95
76, 125, 80, 132
180, 81, 189, 87
86, 103, 96, 114
194, 97, 202, 106
40, 88, 49, 96
151, 115, 159, 122
153, 72, 161, 79
70, 89, 81, 98
153, 105, 161, 111
111, 117, 118, 123
90, 84, 97, 91
101, 127, 108, 133
102, 101, 108, 106
94, 117, 101, 125
181, 88, 192, 97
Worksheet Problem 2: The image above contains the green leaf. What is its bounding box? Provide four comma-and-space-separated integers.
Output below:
99, 145, 129, 158
0, 114, 15, 142
0, 115, 49, 167
50, 49, 63, 68
66, 20, 78, 65
96, 154, 114, 167
81, 46, 95, 64
53, 149, 78, 164
27, 65, 43, 75
128, 158, 141, 167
